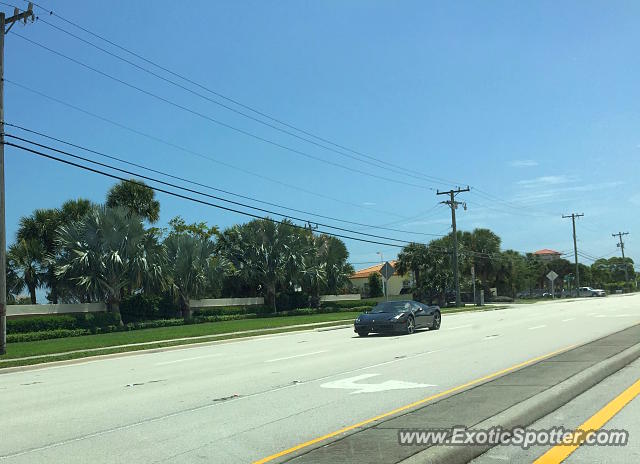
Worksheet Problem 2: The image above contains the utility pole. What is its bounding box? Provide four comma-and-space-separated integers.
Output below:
612, 232, 630, 287
437, 186, 469, 307
0, 4, 35, 355
562, 213, 584, 294
376, 251, 386, 301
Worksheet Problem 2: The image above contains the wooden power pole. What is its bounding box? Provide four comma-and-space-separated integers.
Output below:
437, 186, 469, 307
562, 212, 584, 293
612, 232, 630, 287
0, 3, 35, 355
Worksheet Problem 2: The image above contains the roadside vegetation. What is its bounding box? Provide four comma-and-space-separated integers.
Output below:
395, 230, 637, 305
4, 179, 636, 362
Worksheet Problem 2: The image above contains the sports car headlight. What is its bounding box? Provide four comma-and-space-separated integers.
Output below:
393, 313, 404, 320
355, 317, 361, 322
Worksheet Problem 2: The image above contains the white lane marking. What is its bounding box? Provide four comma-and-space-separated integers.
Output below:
321, 373, 435, 394
155, 354, 222, 366
594, 314, 635, 318
265, 350, 328, 363
446, 324, 472, 331
528, 325, 547, 330
562, 318, 576, 322
0, 348, 446, 459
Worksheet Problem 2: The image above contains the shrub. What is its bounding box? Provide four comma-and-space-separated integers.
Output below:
7, 315, 78, 334
368, 274, 383, 298
74, 312, 121, 329
8, 329, 90, 343
193, 306, 251, 317
119, 294, 162, 322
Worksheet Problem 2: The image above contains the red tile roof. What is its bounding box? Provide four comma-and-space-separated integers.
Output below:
533, 249, 561, 255
350, 260, 398, 279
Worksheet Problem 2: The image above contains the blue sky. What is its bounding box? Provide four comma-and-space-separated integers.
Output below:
3, 0, 639, 273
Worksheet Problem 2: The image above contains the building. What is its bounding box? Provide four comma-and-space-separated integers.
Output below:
532, 249, 562, 262
348, 260, 412, 297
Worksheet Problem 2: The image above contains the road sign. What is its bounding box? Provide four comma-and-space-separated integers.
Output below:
321, 374, 435, 394
380, 261, 395, 280
546, 271, 558, 300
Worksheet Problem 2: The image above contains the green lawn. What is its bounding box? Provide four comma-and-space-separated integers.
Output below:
0, 312, 359, 364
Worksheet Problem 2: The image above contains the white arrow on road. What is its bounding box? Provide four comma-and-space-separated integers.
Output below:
320, 374, 435, 394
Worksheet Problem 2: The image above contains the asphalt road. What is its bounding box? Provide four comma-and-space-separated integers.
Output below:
1, 295, 639, 464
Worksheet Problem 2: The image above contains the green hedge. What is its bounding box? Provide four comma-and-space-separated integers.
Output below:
7, 313, 121, 334
8, 329, 90, 343
193, 305, 270, 317
6, 306, 359, 343
120, 294, 178, 322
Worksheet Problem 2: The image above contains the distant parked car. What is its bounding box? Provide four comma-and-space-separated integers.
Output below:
578, 286, 606, 297
353, 300, 441, 337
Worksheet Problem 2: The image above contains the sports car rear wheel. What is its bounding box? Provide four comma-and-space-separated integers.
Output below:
431, 311, 441, 330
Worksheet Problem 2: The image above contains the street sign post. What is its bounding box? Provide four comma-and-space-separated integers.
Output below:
546, 270, 558, 299
380, 261, 394, 301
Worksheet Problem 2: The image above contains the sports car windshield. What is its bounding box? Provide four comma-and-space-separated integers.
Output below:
370, 301, 413, 313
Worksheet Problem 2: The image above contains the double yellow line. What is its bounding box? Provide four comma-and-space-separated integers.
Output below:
534, 378, 640, 463
254, 344, 576, 464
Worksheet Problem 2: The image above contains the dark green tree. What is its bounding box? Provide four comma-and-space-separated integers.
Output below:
106, 180, 160, 223
367, 272, 383, 298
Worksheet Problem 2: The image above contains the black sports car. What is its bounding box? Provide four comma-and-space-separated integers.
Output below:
353, 300, 441, 336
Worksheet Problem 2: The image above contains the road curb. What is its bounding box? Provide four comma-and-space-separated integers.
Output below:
399, 341, 640, 464
0, 320, 354, 374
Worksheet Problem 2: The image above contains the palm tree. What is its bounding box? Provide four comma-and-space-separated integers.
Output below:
16, 200, 93, 303
396, 242, 430, 289
218, 219, 307, 311
17, 208, 61, 303
8, 239, 44, 303
165, 233, 224, 321
6, 257, 25, 304
106, 180, 160, 223
316, 235, 352, 295
55, 206, 165, 323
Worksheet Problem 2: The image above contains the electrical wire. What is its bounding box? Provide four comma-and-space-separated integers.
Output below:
4, 122, 444, 238
11, 32, 433, 191
4, 140, 414, 249
4, 79, 411, 220
4, 135, 426, 245
24, 0, 466, 188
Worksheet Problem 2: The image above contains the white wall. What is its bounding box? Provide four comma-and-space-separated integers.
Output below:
7, 297, 266, 317
7, 302, 107, 317
189, 297, 265, 308
319, 294, 361, 302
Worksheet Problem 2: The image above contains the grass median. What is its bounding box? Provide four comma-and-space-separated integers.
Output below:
0, 312, 359, 368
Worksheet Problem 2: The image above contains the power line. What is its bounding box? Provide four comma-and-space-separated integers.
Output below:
25, 0, 465, 188
4, 123, 444, 238
4, 135, 427, 245
10, 32, 433, 191
32, 16, 454, 189
4, 140, 413, 249
4, 79, 411, 220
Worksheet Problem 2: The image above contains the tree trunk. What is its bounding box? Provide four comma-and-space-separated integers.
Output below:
267, 284, 277, 313
110, 300, 124, 326
29, 284, 37, 304
180, 295, 192, 322
50, 280, 59, 304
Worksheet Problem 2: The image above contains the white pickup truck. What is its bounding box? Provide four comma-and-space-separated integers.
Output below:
578, 286, 606, 297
